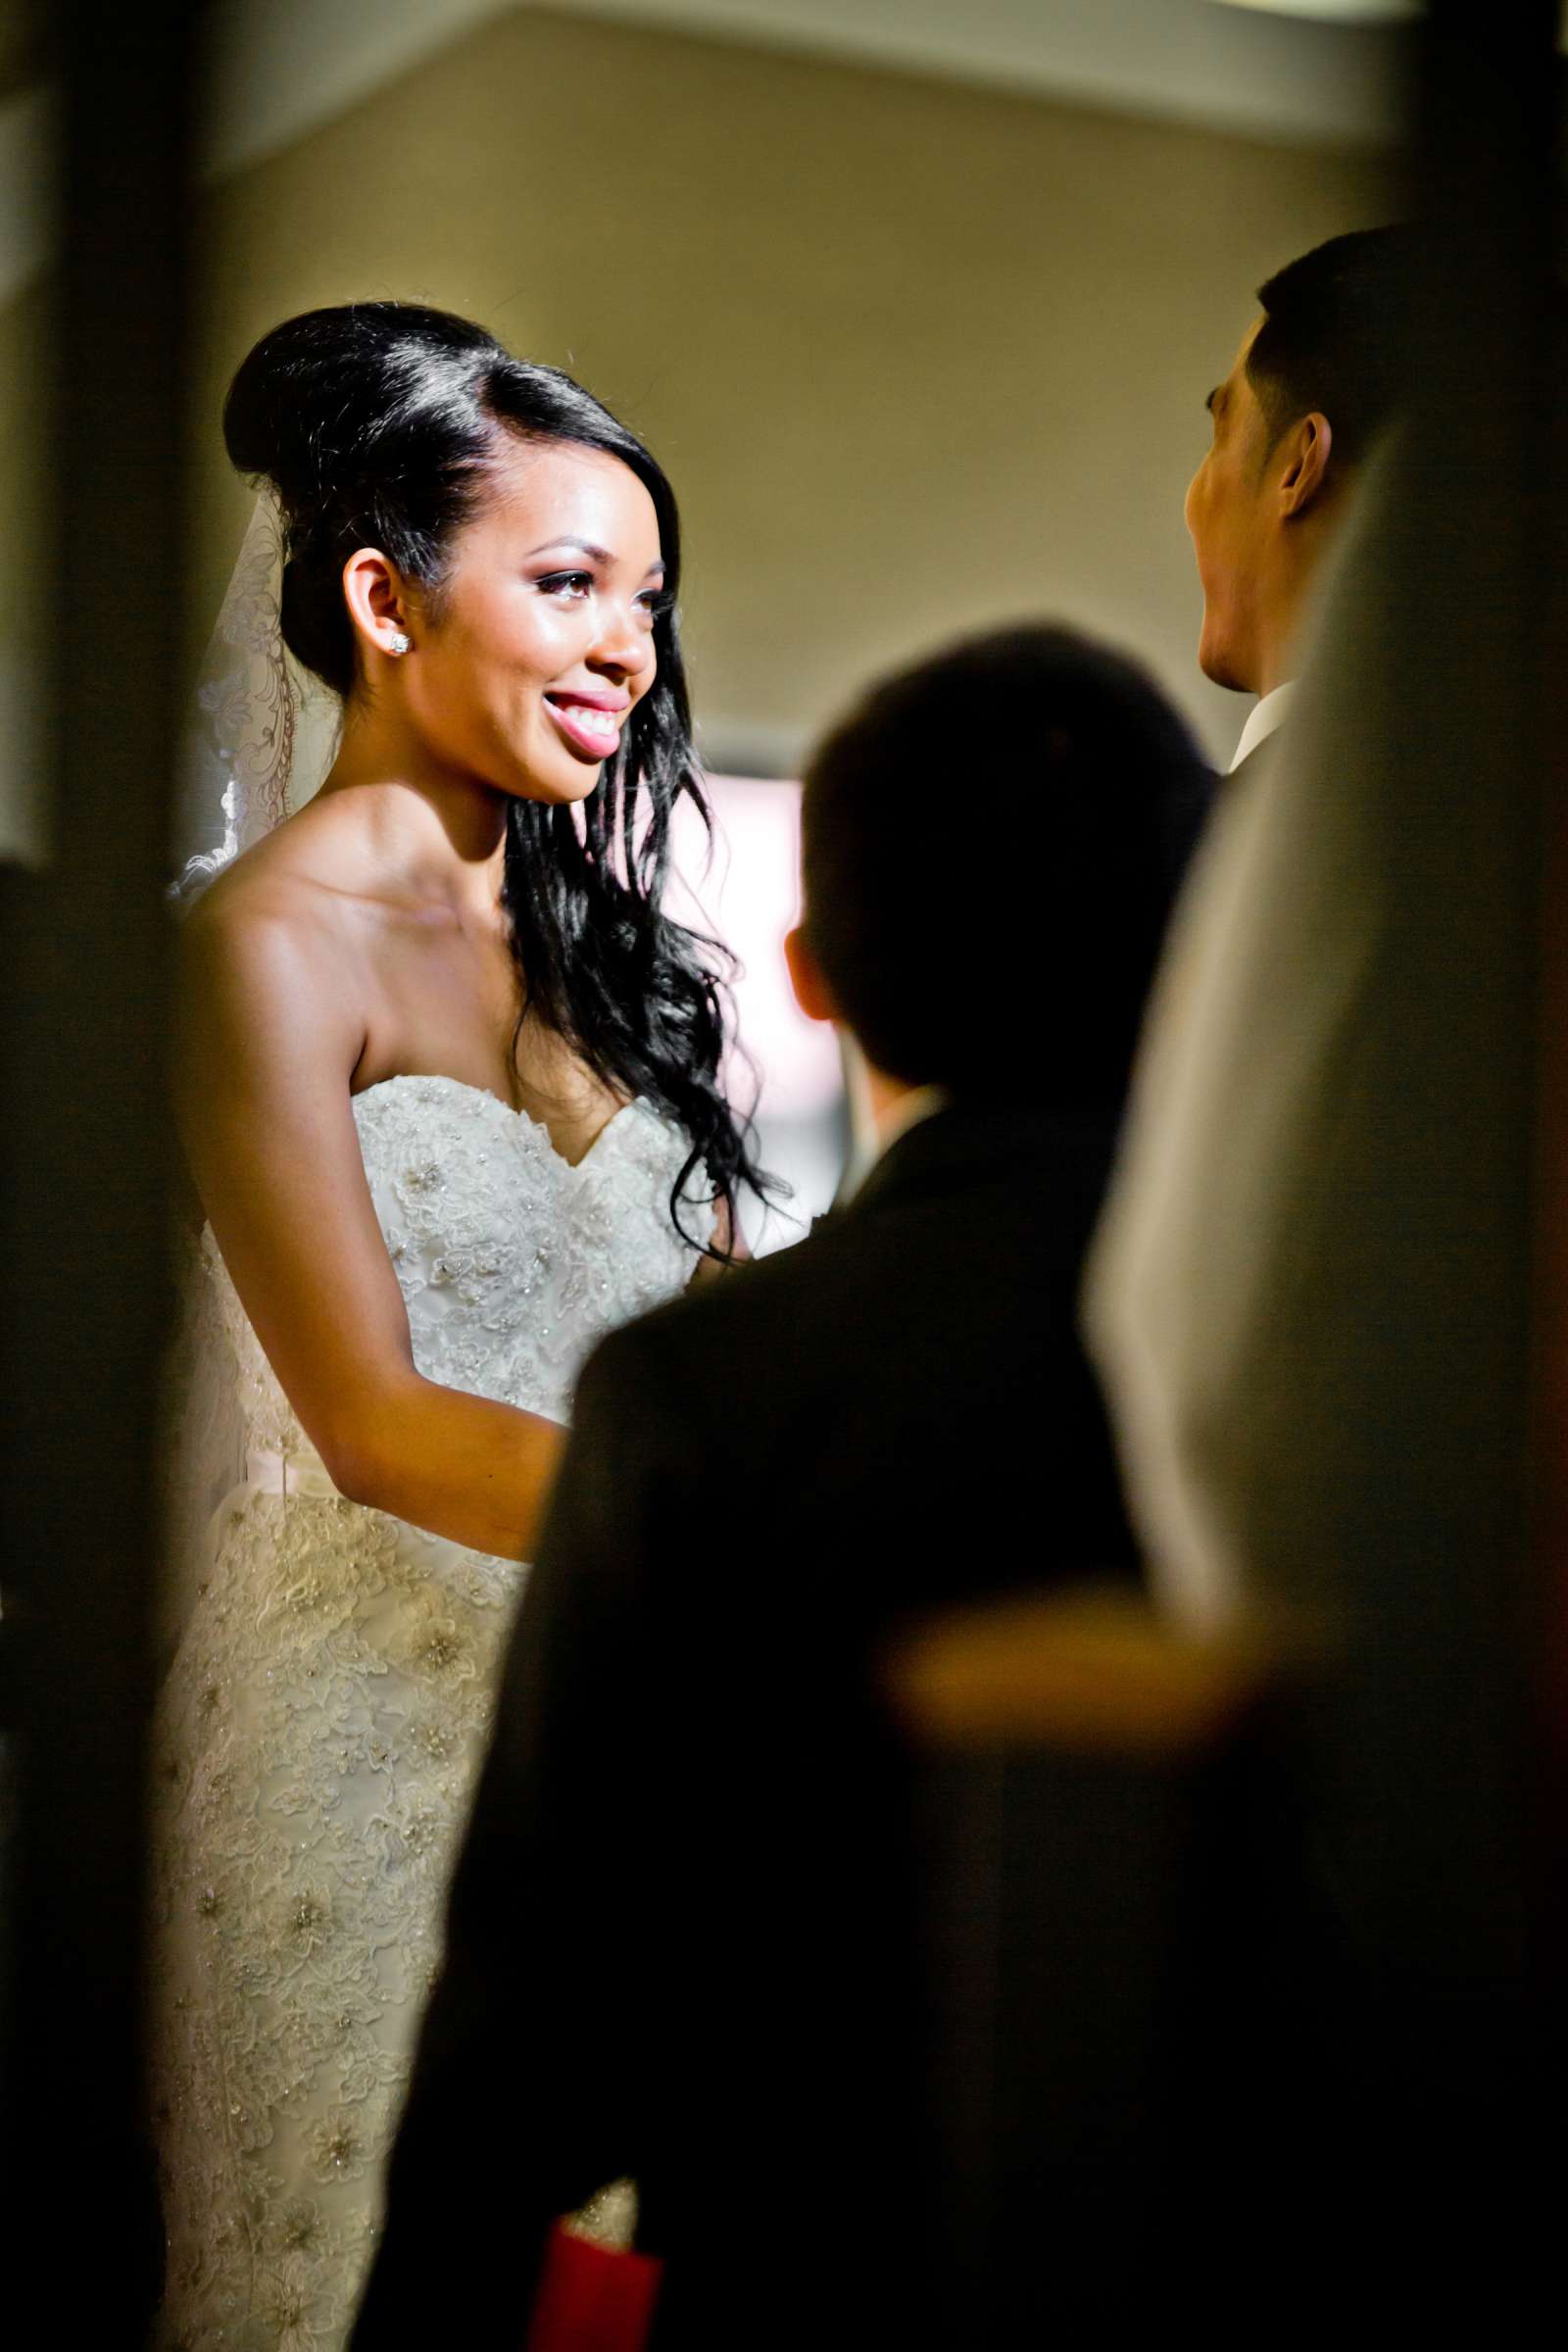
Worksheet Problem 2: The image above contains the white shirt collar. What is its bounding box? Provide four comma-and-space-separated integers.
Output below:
837, 1032, 949, 1204
1227, 678, 1297, 773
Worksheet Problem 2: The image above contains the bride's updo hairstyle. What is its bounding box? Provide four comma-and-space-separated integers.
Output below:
225, 300, 764, 1247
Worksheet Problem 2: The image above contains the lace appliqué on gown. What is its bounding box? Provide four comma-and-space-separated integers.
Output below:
152, 1082, 710, 2351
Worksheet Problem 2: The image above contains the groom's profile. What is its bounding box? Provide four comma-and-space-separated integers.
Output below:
1187, 224, 1413, 777
351, 625, 1211, 2350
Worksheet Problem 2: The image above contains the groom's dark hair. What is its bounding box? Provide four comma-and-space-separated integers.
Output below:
801, 624, 1212, 1102
1248, 224, 1417, 466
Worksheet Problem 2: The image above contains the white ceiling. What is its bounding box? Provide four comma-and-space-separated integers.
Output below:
0, 0, 1528, 308
190, 0, 1423, 182
533, 0, 1409, 144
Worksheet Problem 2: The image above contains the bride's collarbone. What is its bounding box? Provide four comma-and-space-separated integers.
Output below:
227, 863, 623, 1165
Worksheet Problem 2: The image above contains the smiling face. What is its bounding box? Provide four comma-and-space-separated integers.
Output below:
398, 439, 665, 805
1184, 318, 1278, 695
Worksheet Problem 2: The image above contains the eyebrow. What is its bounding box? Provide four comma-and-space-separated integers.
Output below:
524, 537, 665, 577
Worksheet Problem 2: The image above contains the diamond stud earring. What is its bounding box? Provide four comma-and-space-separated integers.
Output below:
387, 631, 412, 656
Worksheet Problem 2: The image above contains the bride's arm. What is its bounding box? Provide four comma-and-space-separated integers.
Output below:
177, 889, 564, 1559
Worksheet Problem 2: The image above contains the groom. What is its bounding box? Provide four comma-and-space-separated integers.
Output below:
1188, 224, 1413, 780
351, 625, 1211, 2349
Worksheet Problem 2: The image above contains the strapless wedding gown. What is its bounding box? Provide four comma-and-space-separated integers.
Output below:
151, 1076, 710, 2352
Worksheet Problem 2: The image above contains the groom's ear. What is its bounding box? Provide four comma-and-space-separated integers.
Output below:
785, 923, 838, 1024
1276, 410, 1334, 519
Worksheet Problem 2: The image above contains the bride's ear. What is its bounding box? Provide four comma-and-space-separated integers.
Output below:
785, 924, 838, 1024
341, 548, 415, 662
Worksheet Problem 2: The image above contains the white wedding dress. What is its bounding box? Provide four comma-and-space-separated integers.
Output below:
152, 1075, 710, 2352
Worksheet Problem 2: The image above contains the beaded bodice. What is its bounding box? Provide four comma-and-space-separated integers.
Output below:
207, 1074, 711, 1457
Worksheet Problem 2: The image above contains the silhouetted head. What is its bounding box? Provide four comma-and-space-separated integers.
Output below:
790, 624, 1211, 1107
1187, 226, 1416, 696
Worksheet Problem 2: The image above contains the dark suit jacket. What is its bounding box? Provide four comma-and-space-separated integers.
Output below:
351, 1101, 1141, 2350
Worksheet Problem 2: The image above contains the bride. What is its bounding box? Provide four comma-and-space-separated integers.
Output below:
151, 302, 761, 2350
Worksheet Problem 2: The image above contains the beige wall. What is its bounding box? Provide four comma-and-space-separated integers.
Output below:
0, 6, 1392, 853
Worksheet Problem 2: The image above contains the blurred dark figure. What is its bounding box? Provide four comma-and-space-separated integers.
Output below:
351, 626, 1211, 2350
1188, 225, 1415, 776
2, 849, 167, 2340
0, 857, 29, 2091
1091, 5, 1565, 2331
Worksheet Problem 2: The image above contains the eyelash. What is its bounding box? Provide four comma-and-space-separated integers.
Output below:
535, 570, 671, 620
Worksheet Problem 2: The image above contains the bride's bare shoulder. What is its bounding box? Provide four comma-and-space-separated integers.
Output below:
175, 825, 382, 1098
178, 814, 382, 1034
182, 805, 374, 959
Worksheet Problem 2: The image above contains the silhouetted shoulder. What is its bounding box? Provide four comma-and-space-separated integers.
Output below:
575, 1108, 1104, 1470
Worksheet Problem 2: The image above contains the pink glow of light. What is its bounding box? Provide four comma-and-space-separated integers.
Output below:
666, 776, 844, 1122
